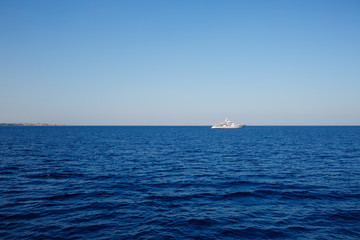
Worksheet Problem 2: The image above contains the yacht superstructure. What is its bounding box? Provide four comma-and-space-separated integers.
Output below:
211, 118, 245, 129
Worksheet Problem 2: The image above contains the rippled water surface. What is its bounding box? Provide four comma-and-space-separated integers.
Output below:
1, 126, 360, 239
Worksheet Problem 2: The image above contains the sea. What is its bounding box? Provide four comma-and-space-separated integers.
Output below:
1, 126, 360, 239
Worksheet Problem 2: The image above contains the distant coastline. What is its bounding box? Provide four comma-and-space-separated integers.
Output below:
0, 123, 63, 126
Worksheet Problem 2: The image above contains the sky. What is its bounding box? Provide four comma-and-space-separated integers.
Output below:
1, 0, 359, 125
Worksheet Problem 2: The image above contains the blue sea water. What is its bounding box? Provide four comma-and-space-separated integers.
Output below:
0, 126, 360, 239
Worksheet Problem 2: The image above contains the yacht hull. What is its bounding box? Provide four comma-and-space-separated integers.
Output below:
211, 125, 244, 129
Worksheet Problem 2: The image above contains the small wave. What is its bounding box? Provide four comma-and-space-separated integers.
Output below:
3, 212, 42, 220
343, 193, 360, 199
329, 211, 360, 221
1, 166, 20, 171
280, 191, 343, 200
42, 192, 84, 201
146, 192, 216, 201
186, 218, 220, 227
224, 180, 258, 186
26, 172, 85, 179
62, 223, 111, 238
287, 226, 313, 232
221, 227, 289, 239
1, 189, 25, 194
221, 191, 259, 199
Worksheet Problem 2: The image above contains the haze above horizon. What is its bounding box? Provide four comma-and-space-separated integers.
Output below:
1, 0, 359, 125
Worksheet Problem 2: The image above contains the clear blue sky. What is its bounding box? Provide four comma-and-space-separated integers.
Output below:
1, 0, 359, 125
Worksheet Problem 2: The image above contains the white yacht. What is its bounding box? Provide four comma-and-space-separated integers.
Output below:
211, 118, 245, 129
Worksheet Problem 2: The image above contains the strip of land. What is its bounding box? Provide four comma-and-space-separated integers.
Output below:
0, 123, 63, 126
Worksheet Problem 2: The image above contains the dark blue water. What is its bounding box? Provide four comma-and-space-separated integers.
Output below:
1, 126, 360, 239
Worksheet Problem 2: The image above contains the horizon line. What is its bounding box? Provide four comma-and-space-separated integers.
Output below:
1, 123, 359, 127
3, 125, 359, 127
